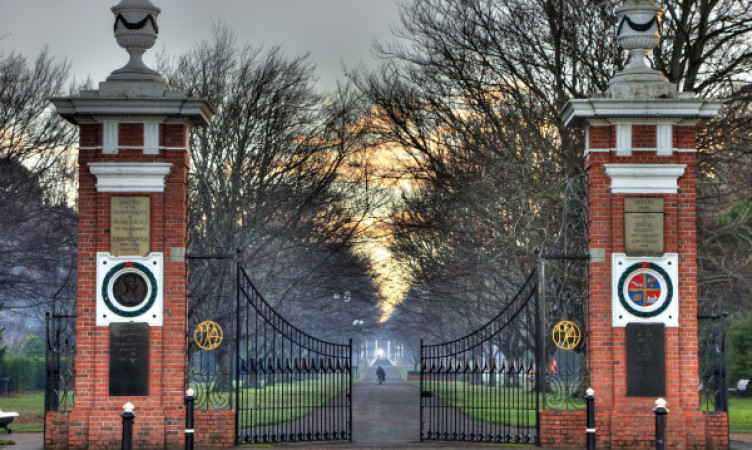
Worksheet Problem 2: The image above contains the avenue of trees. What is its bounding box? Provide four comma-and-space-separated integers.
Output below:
0, 0, 751, 360
369, 0, 752, 351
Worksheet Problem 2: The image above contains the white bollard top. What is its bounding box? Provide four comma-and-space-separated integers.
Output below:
654, 397, 668, 411
123, 402, 135, 413
186, 388, 195, 397
586, 387, 595, 396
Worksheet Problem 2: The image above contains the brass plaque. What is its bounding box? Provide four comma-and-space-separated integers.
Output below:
625, 198, 664, 257
110, 196, 151, 256
625, 197, 663, 213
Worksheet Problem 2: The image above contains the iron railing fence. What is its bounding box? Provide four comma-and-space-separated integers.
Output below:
540, 254, 589, 411
186, 253, 236, 411
420, 267, 540, 445
698, 313, 728, 413
44, 311, 76, 413
236, 266, 352, 444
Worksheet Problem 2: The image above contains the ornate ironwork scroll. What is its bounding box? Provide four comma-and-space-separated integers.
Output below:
540, 174, 589, 411
698, 313, 728, 412
420, 267, 540, 445
236, 266, 352, 444
187, 254, 235, 411
44, 311, 76, 413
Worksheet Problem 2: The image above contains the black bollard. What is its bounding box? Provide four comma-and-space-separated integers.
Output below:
121, 402, 135, 450
654, 398, 668, 450
185, 388, 195, 450
585, 387, 596, 450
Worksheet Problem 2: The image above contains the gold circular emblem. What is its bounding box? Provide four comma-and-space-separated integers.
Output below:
194, 321, 223, 350
552, 321, 581, 350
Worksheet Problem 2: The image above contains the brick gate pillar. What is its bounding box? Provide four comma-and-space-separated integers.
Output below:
561, 0, 723, 448
49, 1, 214, 448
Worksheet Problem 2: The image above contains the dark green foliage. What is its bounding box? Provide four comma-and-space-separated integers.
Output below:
727, 315, 752, 385
2, 357, 45, 392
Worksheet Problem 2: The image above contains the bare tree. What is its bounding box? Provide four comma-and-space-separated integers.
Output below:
159, 26, 382, 338
0, 50, 78, 324
356, 0, 752, 330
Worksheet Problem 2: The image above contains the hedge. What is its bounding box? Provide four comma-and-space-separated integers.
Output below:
1, 356, 45, 392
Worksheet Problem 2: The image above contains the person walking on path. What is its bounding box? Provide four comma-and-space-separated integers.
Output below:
376, 365, 385, 384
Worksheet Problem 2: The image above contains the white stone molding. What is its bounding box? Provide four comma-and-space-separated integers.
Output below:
604, 164, 686, 194
51, 97, 215, 127
103, 121, 119, 154
88, 162, 172, 192
144, 120, 160, 154
562, 98, 722, 128
656, 123, 673, 155
615, 123, 633, 156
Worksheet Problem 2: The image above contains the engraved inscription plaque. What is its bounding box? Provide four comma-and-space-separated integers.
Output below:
111, 196, 150, 256
625, 198, 664, 257
626, 323, 665, 397
109, 323, 149, 396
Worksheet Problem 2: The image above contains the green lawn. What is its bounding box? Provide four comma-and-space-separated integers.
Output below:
729, 397, 752, 433
0, 391, 45, 432
421, 380, 538, 426
236, 376, 350, 426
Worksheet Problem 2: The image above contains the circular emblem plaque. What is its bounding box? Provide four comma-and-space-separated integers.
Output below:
617, 262, 673, 318
194, 321, 223, 350
102, 262, 157, 317
552, 321, 581, 350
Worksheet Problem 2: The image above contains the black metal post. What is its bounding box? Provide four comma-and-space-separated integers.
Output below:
121, 402, 135, 450
654, 398, 668, 450
234, 251, 241, 445
585, 387, 595, 450
185, 389, 195, 450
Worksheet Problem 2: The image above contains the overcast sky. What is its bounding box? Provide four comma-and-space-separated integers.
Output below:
0, 0, 403, 92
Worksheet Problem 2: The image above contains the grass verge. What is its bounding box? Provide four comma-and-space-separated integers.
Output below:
0, 391, 44, 433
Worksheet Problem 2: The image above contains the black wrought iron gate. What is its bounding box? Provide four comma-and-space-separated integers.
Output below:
235, 266, 352, 444
420, 267, 541, 444
44, 311, 76, 413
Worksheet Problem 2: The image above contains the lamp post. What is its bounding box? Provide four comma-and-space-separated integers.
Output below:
352, 319, 364, 377
334, 291, 351, 344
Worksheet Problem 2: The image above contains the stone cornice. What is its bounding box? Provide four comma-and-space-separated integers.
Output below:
50, 96, 214, 127
561, 97, 722, 128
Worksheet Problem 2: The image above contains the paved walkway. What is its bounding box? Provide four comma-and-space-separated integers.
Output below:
13, 371, 752, 448
340, 366, 537, 449
0, 432, 42, 450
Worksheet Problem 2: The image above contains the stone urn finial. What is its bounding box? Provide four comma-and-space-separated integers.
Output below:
107, 0, 163, 82
607, 0, 675, 98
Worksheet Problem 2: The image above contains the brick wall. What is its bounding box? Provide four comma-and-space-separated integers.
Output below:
590, 125, 615, 149
673, 126, 696, 149
194, 410, 235, 448
44, 411, 70, 449
705, 412, 728, 449
119, 123, 144, 147
69, 123, 190, 449
632, 125, 656, 148
588, 124, 695, 151
539, 410, 586, 448
576, 122, 717, 448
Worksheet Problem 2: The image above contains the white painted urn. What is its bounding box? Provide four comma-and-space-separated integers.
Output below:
108, 0, 162, 81
616, 0, 664, 74
608, 0, 674, 98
